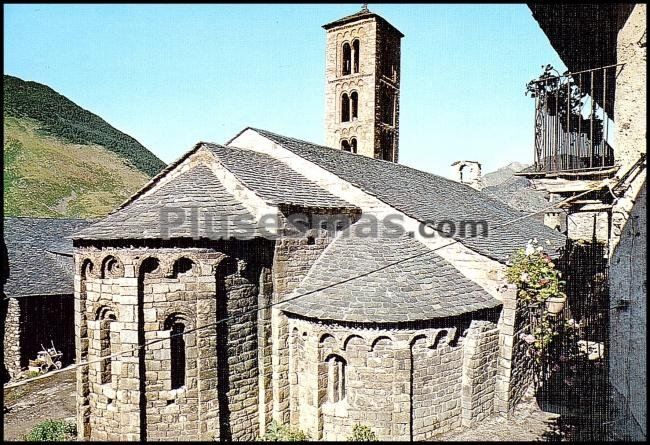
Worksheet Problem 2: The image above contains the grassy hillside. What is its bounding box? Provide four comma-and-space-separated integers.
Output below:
4, 116, 152, 218
4, 75, 165, 177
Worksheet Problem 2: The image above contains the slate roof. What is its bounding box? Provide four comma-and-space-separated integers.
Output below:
240, 128, 566, 263
4, 217, 93, 297
72, 165, 263, 241
322, 8, 404, 37
279, 227, 500, 323
204, 143, 355, 209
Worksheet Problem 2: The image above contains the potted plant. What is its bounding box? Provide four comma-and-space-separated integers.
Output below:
545, 293, 567, 315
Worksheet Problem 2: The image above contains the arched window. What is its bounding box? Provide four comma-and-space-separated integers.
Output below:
350, 91, 358, 120
341, 93, 350, 122
172, 257, 194, 277
165, 315, 187, 390
326, 354, 346, 403
341, 140, 351, 152
352, 39, 360, 73
342, 42, 352, 76
97, 308, 116, 385
350, 138, 358, 154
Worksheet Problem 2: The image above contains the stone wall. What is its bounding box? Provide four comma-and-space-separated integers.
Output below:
566, 207, 610, 243
460, 320, 500, 426
74, 241, 273, 441
270, 222, 337, 425
494, 285, 533, 415
324, 18, 378, 158
286, 311, 503, 441
3, 297, 21, 379
608, 3, 646, 440
323, 14, 401, 161
609, 183, 646, 440
411, 332, 464, 439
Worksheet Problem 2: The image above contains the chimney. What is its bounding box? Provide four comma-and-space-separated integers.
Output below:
450, 161, 482, 190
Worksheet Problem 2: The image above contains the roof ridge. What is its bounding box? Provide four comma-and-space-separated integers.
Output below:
247, 127, 520, 207
110, 141, 206, 214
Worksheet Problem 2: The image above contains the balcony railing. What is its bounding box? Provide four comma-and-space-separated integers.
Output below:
529, 64, 624, 174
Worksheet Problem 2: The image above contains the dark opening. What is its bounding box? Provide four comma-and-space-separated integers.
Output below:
173, 257, 194, 277
341, 93, 350, 122
342, 42, 351, 75
352, 39, 360, 73
170, 322, 186, 390
341, 140, 351, 152
351, 91, 358, 119
350, 138, 358, 154
100, 311, 116, 385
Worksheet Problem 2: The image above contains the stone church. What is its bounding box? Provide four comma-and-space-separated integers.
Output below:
72, 7, 565, 441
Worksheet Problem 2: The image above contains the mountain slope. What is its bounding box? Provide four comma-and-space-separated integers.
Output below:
4, 75, 165, 177
481, 162, 549, 222
4, 116, 154, 218
3, 75, 165, 218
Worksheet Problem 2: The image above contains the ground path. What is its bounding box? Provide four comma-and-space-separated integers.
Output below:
3, 370, 76, 441
4, 373, 593, 441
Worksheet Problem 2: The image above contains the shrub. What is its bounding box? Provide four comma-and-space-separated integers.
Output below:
24, 419, 77, 441
258, 421, 309, 441
24, 370, 40, 379
348, 424, 378, 441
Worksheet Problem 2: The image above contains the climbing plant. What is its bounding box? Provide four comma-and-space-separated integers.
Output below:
506, 238, 566, 364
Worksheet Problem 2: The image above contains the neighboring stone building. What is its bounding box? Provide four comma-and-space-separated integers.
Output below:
523, 3, 646, 440
323, 5, 402, 162
2, 217, 92, 381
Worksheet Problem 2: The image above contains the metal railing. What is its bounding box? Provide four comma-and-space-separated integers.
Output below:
530, 64, 624, 174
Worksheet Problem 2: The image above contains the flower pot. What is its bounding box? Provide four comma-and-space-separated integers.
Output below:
545, 295, 567, 315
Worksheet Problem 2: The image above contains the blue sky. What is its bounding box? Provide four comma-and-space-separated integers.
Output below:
4, 3, 566, 177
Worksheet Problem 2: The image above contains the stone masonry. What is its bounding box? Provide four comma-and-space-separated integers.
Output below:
323, 7, 402, 161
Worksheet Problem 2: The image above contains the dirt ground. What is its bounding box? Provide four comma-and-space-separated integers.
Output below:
438, 386, 563, 441
3, 371, 602, 442
3, 369, 77, 441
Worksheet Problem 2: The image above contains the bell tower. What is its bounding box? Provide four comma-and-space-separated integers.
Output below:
323, 5, 403, 162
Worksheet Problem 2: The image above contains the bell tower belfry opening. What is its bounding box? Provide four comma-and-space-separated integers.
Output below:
323, 5, 403, 162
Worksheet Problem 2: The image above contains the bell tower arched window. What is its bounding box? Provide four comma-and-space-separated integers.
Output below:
341, 93, 350, 122
341, 140, 351, 152
352, 39, 360, 73
351, 91, 358, 120
350, 138, 358, 154
342, 42, 352, 76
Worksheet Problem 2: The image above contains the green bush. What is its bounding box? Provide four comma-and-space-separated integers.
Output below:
24, 419, 77, 441
258, 420, 309, 441
348, 424, 378, 441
